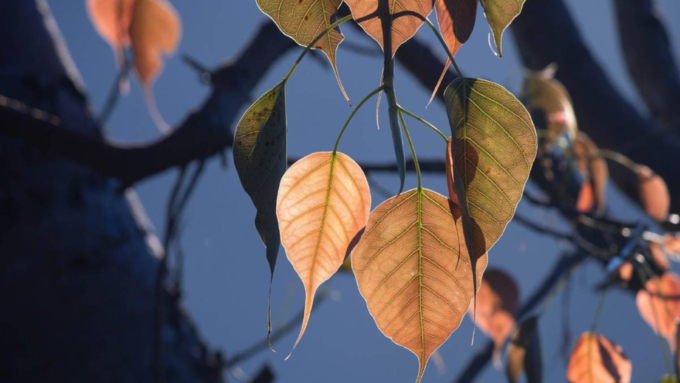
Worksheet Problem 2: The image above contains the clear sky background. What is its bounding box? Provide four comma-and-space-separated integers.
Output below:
50, 1, 680, 382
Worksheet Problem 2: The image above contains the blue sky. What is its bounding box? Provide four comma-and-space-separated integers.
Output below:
51, 1, 680, 382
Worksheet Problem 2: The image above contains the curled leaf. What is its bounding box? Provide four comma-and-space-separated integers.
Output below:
566, 333, 631, 383
344, 0, 434, 59
636, 165, 670, 222
650, 242, 671, 272
256, 0, 349, 102
277, 152, 371, 356
444, 78, 537, 264
233, 82, 287, 347
468, 268, 520, 367
506, 316, 542, 383
352, 188, 487, 383
636, 272, 680, 351
479, 0, 526, 58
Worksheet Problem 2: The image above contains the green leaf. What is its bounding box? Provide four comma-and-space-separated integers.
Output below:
233, 81, 287, 344
256, 0, 348, 101
660, 375, 679, 383
444, 78, 537, 264
479, 0, 526, 57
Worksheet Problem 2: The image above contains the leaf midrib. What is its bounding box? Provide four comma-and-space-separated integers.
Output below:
308, 153, 338, 290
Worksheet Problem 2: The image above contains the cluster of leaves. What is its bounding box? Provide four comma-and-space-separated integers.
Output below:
88, 0, 181, 131
234, 1, 540, 382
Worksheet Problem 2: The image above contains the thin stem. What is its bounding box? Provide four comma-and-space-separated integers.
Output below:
333, 86, 385, 153
589, 286, 608, 332
283, 14, 353, 82
422, 18, 465, 79
597, 149, 640, 173
399, 110, 422, 188
399, 107, 448, 142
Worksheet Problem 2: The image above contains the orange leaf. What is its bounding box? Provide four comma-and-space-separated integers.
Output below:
636, 273, 680, 351
573, 133, 608, 216
87, 0, 135, 63
637, 165, 670, 222
277, 152, 371, 356
352, 188, 487, 383
468, 268, 520, 368
650, 242, 671, 272
566, 333, 632, 383
344, 0, 434, 59
129, 0, 181, 87
445, 137, 461, 214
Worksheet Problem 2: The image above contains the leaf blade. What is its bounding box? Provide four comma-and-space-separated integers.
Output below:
344, 0, 435, 59
566, 333, 632, 383
233, 82, 288, 346
444, 78, 537, 264
277, 152, 371, 356
352, 188, 487, 383
479, 0, 525, 57
256, 0, 349, 101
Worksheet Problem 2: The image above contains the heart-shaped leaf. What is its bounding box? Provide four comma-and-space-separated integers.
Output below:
256, 0, 349, 102
233, 82, 287, 345
506, 316, 542, 383
479, 0, 526, 58
566, 333, 632, 383
636, 272, 680, 351
444, 78, 537, 264
352, 188, 488, 383
435, 0, 477, 58
277, 152, 371, 356
344, 0, 435, 59
468, 267, 519, 367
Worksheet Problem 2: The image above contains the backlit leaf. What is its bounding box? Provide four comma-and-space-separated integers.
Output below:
444, 78, 537, 265
344, 0, 434, 59
445, 137, 460, 210
636, 273, 680, 351
566, 333, 632, 383
660, 375, 679, 383
479, 0, 526, 58
256, 0, 349, 102
352, 188, 488, 383
429, 0, 477, 102
233, 82, 287, 345
129, 0, 181, 86
435, 0, 477, 58
506, 316, 542, 383
87, 0, 135, 69
468, 267, 519, 367
636, 165, 670, 222
277, 152, 371, 356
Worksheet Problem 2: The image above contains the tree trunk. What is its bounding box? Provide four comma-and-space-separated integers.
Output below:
0, 2, 220, 382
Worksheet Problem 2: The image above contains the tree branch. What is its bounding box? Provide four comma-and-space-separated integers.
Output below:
614, 0, 680, 131
0, 21, 296, 186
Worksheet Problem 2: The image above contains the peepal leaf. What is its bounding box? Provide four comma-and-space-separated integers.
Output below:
506, 316, 542, 383
233, 82, 287, 345
344, 0, 434, 59
636, 272, 680, 351
277, 152, 371, 357
574, 133, 608, 216
468, 268, 519, 367
444, 78, 537, 265
428, 0, 477, 102
480, 0, 526, 57
352, 188, 488, 383
566, 333, 632, 383
521, 69, 577, 142
435, 0, 477, 58
256, 0, 349, 102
